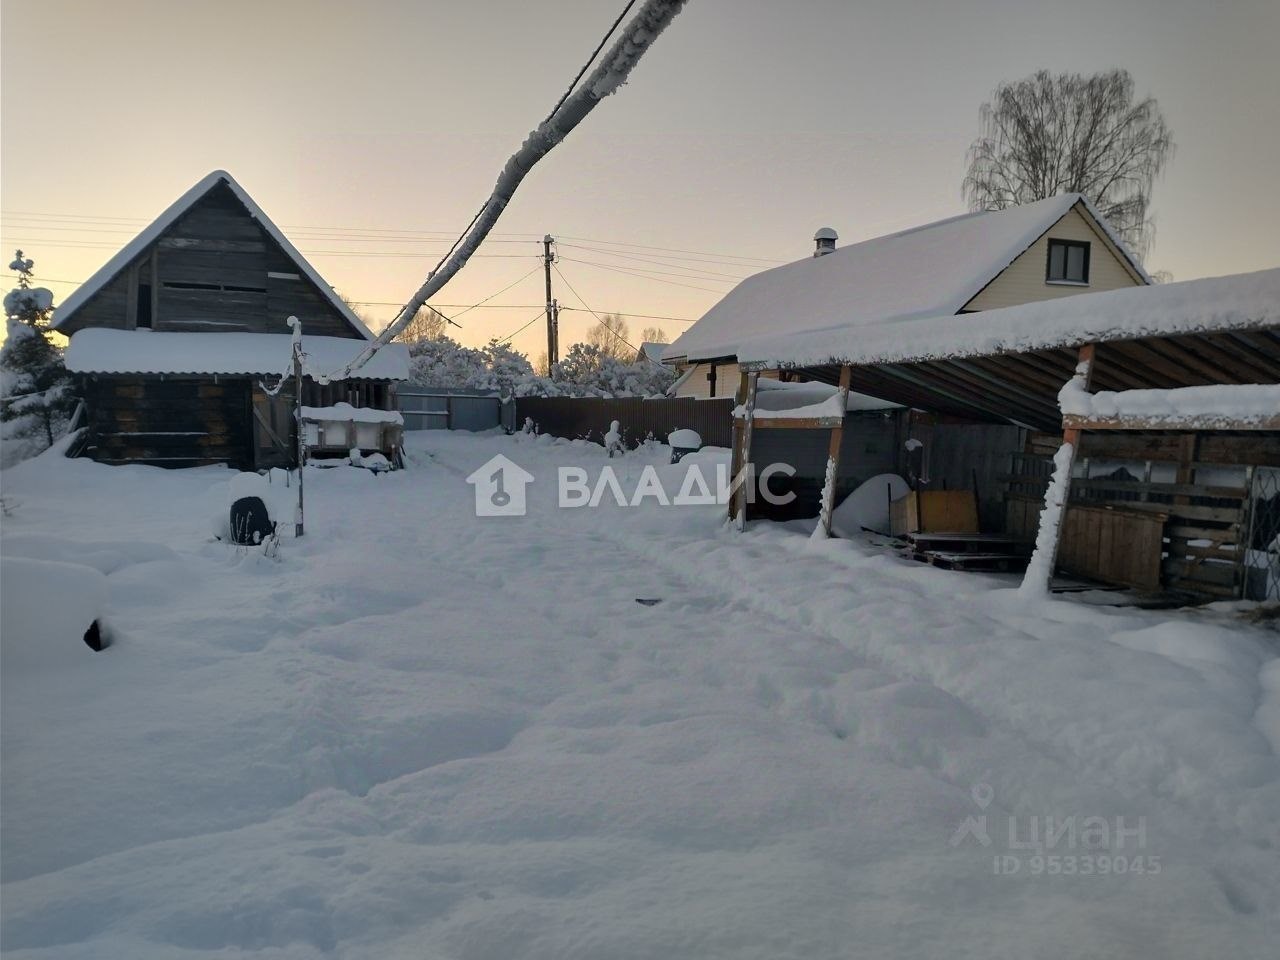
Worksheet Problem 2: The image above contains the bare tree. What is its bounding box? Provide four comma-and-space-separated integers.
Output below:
584, 313, 633, 362
639, 325, 668, 344
337, 293, 382, 334
397, 304, 449, 343
963, 69, 1173, 263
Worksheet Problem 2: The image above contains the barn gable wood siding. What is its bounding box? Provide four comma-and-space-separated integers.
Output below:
57, 182, 363, 340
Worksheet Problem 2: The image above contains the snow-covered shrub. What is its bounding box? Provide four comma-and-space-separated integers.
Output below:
1, 251, 74, 467
408, 336, 535, 395
514, 342, 676, 398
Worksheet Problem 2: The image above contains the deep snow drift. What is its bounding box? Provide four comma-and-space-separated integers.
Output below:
1, 431, 1278, 959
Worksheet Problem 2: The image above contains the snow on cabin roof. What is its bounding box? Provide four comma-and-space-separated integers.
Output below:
64, 329, 411, 381
736, 267, 1280, 370
662, 194, 1149, 364
52, 170, 376, 341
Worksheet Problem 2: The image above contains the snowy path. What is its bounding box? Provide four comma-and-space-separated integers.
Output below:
2, 432, 1278, 959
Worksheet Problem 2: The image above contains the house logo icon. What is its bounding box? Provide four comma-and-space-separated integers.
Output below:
466, 454, 534, 517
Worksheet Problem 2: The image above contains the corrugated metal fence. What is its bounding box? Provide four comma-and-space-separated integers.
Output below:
515, 396, 734, 449
399, 388, 510, 432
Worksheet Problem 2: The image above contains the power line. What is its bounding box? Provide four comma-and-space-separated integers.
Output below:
333, 0, 688, 381
358, 0, 645, 350
444, 265, 542, 322
349, 300, 544, 309
543, 0, 637, 122
556, 242, 752, 280
559, 254, 739, 283
559, 306, 694, 324
553, 262, 666, 368
554, 241, 768, 271
2, 210, 546, 239
557, 256, 727, 293
4, 238, 539, 259
1, 222, 545, 247
558, 234, 785, 265
496, 309, 553, 344
2, 213, 780, 266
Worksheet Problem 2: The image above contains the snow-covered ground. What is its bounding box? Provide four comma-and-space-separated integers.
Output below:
2, 431, 1278, 959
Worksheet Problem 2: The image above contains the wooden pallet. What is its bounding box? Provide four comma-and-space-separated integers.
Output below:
914, 550, 1030, 573
906, 532, 1032, 555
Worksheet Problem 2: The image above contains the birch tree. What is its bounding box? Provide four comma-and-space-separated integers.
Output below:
963, 69, 1173, 262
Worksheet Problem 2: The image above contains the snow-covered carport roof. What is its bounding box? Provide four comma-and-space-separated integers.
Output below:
735, 268, 1280, 432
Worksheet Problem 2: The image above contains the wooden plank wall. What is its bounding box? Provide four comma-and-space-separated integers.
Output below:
910, 419, 1025, 531
155, 184, 356, 337
64, 266, 135, 331
1003, 431, 1269, 598
59, 181, 363, 339
1059, 505, 1165, 592
83, 376, 254, 469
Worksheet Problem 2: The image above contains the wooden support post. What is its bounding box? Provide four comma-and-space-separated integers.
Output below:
734, 371, 760, 531
1020, 343, 1094, 593
289, 317, 305, 537
732, 373, 747, 527
816, 364, 852, 538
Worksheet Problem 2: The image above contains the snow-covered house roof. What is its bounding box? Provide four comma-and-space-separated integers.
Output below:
732, 267, 1280, 432
52, 170, 376, 341
65, 329, 410, 381
663, 194, 1149, 364
738, 268, 1280, 370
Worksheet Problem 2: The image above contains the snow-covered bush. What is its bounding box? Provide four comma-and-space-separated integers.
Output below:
408, 335, 675, 400
407, 336, 535, 395
1, 251, 73, 467
514, 342, 676, 398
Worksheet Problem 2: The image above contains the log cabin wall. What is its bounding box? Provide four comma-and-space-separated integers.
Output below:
81, 375, 254, 469
80, 374, 400, 471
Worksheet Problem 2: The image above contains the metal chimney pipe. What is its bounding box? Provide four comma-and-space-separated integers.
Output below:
813, 227, 838, 257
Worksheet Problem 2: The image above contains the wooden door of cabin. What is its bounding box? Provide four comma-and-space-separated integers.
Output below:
251, 385, 295, 469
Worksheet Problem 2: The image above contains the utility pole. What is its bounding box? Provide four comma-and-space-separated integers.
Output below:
543, 234, 559, 369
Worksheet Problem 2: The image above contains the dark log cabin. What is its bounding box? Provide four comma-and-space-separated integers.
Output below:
55, 170, 409, 470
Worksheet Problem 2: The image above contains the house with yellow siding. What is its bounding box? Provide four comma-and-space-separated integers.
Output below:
662, 195, 1148, 397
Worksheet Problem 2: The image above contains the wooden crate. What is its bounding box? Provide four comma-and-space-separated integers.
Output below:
1058, 504, 1165, 592
891, 490, 980, 536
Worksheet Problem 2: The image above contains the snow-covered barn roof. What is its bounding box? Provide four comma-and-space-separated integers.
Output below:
735, 268, 1279, 432
64, 329, 411, 381
663, 194, 1149, 364
52, 170, 377, 340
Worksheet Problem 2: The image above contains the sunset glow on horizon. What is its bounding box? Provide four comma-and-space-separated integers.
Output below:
4, 0, 1277, 359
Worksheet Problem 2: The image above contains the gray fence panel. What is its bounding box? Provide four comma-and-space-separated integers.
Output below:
399, 388, 503, 432
515, 396, 734, 449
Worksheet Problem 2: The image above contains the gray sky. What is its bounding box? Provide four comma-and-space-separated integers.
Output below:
3, 0, 1276, 357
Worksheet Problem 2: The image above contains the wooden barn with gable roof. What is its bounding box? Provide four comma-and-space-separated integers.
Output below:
54, 170, 410, 470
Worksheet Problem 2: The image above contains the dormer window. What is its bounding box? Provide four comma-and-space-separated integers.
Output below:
1047, 239, 1090, 284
